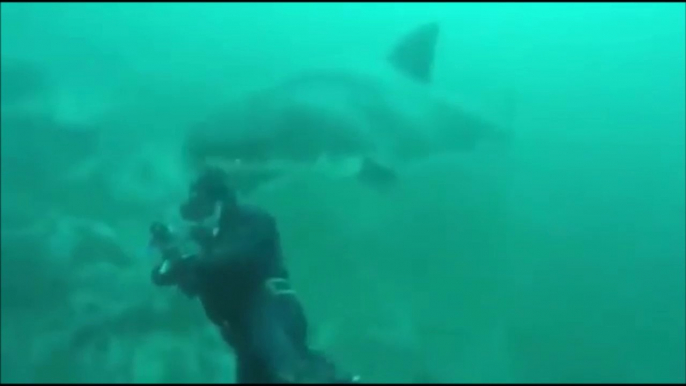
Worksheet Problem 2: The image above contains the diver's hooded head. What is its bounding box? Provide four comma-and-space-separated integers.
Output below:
180, 167, 237, 223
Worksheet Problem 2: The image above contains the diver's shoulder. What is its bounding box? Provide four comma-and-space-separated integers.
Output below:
239, 204, 277, 224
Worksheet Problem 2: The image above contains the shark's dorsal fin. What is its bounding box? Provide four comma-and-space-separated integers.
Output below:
387, 22, 440, 84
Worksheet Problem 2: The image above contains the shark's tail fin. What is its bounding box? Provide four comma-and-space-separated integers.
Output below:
496, 87, 518, 148
479, 85, 517, 151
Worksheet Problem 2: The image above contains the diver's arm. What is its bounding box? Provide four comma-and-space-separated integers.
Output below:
151, 255, 199, 286
195, 209, 279, 274
151, 260, 181, 286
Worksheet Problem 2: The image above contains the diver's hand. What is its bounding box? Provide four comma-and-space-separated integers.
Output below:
151, 260, 177, 287
330, 369, 361, 383
151, 255, 199, 288
173, 256, 202, 298
339, 374, 361, 384
158, 259, 174, 275
288, 352, 360, 384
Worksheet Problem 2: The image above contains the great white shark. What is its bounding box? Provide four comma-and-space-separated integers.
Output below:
182, 21, 514, 193
183, 22, 513, 192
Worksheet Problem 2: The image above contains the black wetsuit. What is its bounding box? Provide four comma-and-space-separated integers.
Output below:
151, 204, 344, 383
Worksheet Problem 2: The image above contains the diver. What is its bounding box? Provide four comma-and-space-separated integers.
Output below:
149, 167, 358, 384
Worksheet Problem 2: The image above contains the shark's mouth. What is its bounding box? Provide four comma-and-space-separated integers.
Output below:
200, 156, 292, 192
201, 155, 367, 192
205, 156, 314, 175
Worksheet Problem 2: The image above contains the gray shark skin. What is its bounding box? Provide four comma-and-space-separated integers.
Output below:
183, 22, 513, 193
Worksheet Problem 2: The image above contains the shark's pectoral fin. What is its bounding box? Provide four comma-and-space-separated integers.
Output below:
387, 21, 440, 84
357, 157, 398, 187
314, 155, 397, 187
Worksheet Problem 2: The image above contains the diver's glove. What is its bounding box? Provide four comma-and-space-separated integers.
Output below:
283, 351, 361, 384
173, 256, 201, 298
149, 221, 202, 296
151, 255, 201, 298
